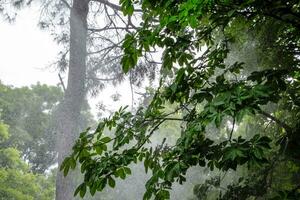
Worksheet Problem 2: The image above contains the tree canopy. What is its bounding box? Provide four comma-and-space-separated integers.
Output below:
0, 82, 64, 173
62, 0, 299, 199
0, 117, 55, 200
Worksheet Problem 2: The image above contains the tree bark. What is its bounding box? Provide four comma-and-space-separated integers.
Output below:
56, 0, 89, 199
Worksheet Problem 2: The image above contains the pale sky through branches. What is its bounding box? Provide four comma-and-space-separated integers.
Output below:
0, 5, 133, 117
0, 6, 58, 87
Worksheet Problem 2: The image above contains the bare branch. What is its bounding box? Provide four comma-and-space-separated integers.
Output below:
91, 0, 122, 11
88, 26, 136, 33
129, 71, 134, 109
58, 73, 66, 92
229, 117, 235, 143
60, 0, 71, 9
87, 43, 121, 55
87, 74, 123, 81
91, 0, 142, 12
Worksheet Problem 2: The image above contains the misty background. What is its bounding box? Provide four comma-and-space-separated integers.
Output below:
1, 1, 299, 200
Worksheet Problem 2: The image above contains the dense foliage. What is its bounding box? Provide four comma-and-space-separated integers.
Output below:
60, 0, 299, 199
0, 82, 63, 173
0, 118, 55, 200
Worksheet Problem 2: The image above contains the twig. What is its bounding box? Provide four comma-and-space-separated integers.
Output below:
91, 0, 142, 12
259, 110, 292, 134
129, 71, 134, 110
60, 0, 71, 9
58, 73, 66, 92
229, 117, 235, 142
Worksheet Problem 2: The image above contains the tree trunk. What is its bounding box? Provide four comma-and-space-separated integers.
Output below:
56, 0, 89, 199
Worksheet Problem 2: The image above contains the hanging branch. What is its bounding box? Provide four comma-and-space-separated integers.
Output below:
60, 0, 71, 9
259, 110, 293, 134
58, 73, 66, 92
129, 71, 134, 110
229, 117, 235, 142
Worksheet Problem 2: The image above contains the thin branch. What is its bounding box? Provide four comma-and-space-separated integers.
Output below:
136, 119, 166, 150
87, 74, 123, 81
58, 73, 66, 92
60, 0, 71, 9
88, 26, 137, 33
91, 0, 142, 12
87, 43, 121, 55
259, 110, 293, 133
181, 104, 191, 113
129, 71, 134, 110
145, 117, 185, 122
229, 117, 235, 142
91, 0, 122, 11
103, 5, 121, 38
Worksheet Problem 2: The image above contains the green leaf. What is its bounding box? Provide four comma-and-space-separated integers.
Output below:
80, 183, 87, 198
253, 148, 263, 159
228, 9, 235, 17
95, 146, 103, 155
74, 183, 83, 197
108, 176, 116, 188
162, 51, 173, 70
100, 137, 111, 143
120, 0, 134, 16
117, 168, 126, 179
90, 183, 97, 196
70, 157, 76, 169
74, 183, 86, 198
63, 164, 70, 177
224, 147, 246, 161
97, 178, 107, 191
144, 158, 150, 173
124, 167, 132, 175
156, 189, 170, 199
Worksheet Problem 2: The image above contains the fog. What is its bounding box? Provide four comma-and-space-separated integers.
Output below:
1, 1, 298, 200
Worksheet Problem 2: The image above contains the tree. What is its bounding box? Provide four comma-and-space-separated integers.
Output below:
62, 0, 300, 199
2, 1, 158, 199
36, 1, 158, 199
0, 82, 63, 173
0, 119, 55, 200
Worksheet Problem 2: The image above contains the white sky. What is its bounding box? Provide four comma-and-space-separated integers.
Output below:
0, 7, 58, 87
0, 6, 133, 117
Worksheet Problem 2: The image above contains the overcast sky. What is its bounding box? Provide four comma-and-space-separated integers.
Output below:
0, 7, 58, 87
0, 6, 133, 117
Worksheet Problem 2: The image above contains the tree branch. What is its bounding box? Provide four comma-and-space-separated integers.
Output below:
229, 117, 235, 142
91, 0, 122, 11
60, 0, 71, 9
259, 110, 293, 133
129, 71, 134, 110
87, 74, 123, 82
88, 26, 136, 33
91, 0, 142, 12
58, 73, 66, 92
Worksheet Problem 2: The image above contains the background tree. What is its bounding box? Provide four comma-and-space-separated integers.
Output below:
0, 116, 55, 200
0, 82, 63, 173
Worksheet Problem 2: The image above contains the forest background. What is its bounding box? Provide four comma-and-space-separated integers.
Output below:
0, 0, 299, 200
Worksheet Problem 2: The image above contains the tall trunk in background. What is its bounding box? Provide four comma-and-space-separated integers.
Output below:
56, 0, 89, 199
